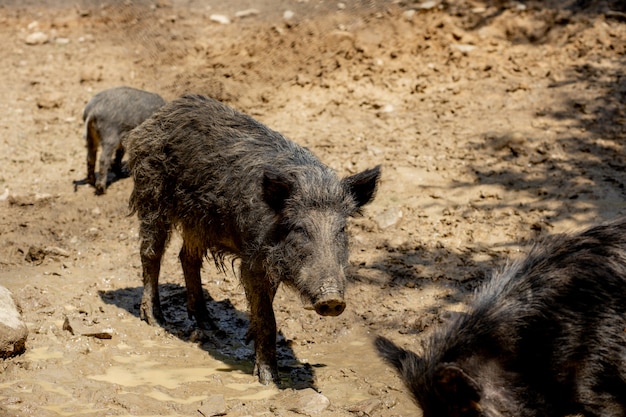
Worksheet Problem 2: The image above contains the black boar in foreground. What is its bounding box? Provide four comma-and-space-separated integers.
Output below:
83, 86, 165, 194
126, 94, 381, 385
376, 217, 626, 417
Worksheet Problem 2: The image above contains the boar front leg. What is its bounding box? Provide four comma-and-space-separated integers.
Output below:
179, 242, 213, 330
242, 264, 279, 385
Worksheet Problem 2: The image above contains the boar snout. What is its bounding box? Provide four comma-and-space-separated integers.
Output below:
313, 296, 346, 316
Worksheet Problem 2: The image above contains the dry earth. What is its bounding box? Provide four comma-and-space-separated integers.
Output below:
1, 0, 625, 416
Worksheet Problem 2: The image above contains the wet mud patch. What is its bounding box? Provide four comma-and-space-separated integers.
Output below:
100, 284, 318, 389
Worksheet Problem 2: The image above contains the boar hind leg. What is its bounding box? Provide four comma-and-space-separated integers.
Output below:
85, 118, 99, 187
242, 266, 279, 385
179, 242, 213, 330
95, 135, 117, 195
139, 219, 170, 327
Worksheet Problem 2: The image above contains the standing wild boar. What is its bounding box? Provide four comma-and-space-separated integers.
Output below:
126, 94, 381, 384
83, 86, 165, 194
376, 217, 626, 417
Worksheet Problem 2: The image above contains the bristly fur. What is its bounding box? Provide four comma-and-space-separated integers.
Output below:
126, 93, 381, 384
376, 217, 626, 417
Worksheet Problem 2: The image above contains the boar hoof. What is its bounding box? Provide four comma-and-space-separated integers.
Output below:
255, 363, 279, 385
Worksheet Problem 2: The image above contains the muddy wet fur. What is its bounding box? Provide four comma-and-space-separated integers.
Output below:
126, 94, 380, 385
376, 217, 626, 417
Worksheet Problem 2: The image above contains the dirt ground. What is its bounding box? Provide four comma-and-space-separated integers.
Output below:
0, 0, 625, 415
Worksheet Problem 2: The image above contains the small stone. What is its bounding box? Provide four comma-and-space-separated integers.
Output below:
416, 0, 438, 10
450, 43, 476, 53
235, 9, 260, 18
347, 398, 383, 415
198, 394, 227, 416
210, 14, 230, 24
403, 9, 416, 20
44, 246, 70, 257
25, 31, 49, 45
374, 207, 403, 230
276, 388, 330, 415
283, 10, 295, 20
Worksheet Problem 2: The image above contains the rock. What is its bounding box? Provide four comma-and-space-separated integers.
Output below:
235, 9, 260, 18
347, 398, 382, 415
416, 0, 439, 10
283, 10, 295, 20
62, 317, 113, 339
374, 207, 403, 230
198, 394, 227, 416
25, 31, 49, 45
451, 43, 476, 54
275, 388, 330, 415
0, 286, 28, 358
210, 14, 230, 24
44, 246, 70, 258
403, 9, 416, 21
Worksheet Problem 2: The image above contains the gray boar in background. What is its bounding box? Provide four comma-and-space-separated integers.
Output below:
126, 94, 381, 385
376, 217, 626, 417
83, 86, 165, 195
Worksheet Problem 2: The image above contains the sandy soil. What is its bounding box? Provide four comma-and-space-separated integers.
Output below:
0, 0, 625, 415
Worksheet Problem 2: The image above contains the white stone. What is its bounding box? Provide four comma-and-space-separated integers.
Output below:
209, 14, 230, 24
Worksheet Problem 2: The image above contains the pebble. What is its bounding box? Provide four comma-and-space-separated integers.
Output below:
347, 398, 383, 415
209, 14, 230, 24
275, 388, 330, 414
450, 43, 476, 53
235, 9, 260, 18
25, 31, 48, 45
374, 207, 403, 230
403, 9, 416, 21
198, 394, 227, 417
416, 0, 439, 10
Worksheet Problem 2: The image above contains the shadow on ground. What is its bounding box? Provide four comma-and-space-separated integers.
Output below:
98, 284, 318, 389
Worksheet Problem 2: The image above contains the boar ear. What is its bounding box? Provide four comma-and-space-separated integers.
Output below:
434, 363, 482, 413
375, 336, 424, 381
263, 168, 293, 212
342, 165, 381, 209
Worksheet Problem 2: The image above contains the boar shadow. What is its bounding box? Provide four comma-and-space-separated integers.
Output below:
98, 284, 318, 389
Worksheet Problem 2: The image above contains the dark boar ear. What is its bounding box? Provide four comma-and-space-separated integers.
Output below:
434, 363, 482, 413
263, 168, 293, 212
375, 336, 424, 383
342, 165, 381, 209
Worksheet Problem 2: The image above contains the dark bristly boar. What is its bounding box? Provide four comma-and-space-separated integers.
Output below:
376, 217, 626, 417
126, 94, 381, 385
83, 86, 165, 195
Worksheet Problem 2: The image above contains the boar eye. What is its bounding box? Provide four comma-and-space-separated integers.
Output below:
292, 226, 309, 239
